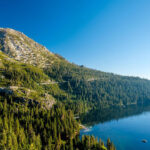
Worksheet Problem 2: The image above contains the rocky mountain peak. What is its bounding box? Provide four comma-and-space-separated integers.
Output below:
0, 28, 59, 68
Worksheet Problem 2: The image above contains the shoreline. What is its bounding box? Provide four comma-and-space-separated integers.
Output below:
79, 123, 88, 130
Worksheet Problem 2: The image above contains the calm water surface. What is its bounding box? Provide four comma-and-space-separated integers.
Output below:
80, 109, 150, 150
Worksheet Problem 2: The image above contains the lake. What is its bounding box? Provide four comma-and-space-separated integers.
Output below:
80, 105, 150, 150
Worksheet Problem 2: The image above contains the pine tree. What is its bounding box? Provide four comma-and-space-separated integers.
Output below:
69, 138, 73, 150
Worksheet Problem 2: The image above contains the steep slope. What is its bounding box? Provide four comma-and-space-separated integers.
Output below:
0, 28, 117, 150
0, 28, 108, 81
0, 28, 61, 68
1, 28, 150, 114
0, 51, 55, 109
0, 51, 112, 150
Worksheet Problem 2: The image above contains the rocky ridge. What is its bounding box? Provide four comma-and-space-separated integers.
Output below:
0, 28, 60, 68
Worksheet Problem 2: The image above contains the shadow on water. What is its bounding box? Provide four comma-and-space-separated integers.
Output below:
80, 103, 150, 126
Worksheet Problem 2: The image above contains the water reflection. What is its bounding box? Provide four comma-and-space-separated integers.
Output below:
80, 104, 150, 125
80, 104, 150, 150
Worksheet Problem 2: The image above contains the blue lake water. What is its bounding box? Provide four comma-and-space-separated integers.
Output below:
80, 110, 150, 150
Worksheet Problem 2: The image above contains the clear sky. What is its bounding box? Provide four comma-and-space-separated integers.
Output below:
0, 0, 150, 79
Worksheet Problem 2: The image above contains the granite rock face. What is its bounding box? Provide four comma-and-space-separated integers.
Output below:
0, 28, 59, 68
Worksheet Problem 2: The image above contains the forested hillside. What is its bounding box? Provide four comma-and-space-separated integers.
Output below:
46, 61, 150, 114
0, 51, 115, 150
1, 28, 150, 150
1, 28, 150, 115
0, 98, 117, 150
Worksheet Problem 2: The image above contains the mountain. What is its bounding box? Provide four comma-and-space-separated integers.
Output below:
0, 28, 61, 68
0, 29, 113, 150
1, 28, 150, 115
1, 27, 149, 150
0, 28, 111, 80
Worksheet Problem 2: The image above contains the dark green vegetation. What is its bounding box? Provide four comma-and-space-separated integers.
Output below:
1, 28, 150, 150
0, 51, 115, 150
1, 28, 150, 114
45, 59, 150, 114
0, 51, 48, 88
0, 51, 55, 109
0, 98, 116, 150
80, 104, 150, 125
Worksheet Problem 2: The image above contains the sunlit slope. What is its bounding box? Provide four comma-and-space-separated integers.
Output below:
0, 51, 56, 109
1, 28, 150, 113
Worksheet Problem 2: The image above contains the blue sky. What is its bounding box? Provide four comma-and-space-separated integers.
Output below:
0, 0, 150, 79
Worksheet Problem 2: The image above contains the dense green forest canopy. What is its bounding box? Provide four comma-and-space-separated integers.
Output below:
0, 51, 116, 150
0, 50, 149, 150
44, 59, 150, 114
0, 97, 116, 150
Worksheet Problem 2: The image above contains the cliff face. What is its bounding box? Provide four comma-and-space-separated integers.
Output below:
0, 28, 59, 68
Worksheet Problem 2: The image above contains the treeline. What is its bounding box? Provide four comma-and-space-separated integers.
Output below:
65, 76, 150, 113
0, 98, 115, 150
80, 104, 150, 125
44, 61, 150, 114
